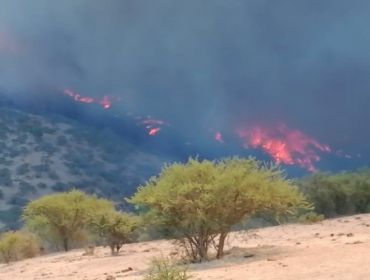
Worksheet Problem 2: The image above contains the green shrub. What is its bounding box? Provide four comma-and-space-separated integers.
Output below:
144, 256, 192, 280
0, 231, 40, 264
298, 212, 325, 224
296, 169, 370, 217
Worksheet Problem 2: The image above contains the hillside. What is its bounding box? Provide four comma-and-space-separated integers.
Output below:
1, 214, 369, 280
0, 106, 164, 229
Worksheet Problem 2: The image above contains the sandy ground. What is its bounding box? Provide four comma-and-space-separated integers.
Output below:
1, 214, 370, 280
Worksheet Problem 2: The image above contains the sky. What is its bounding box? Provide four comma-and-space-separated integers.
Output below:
0, 0, 369, 169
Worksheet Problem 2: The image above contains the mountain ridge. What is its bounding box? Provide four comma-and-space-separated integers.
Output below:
0, 106, 164, 229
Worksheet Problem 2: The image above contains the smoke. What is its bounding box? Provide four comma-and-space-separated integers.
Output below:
0, 0, 370, 155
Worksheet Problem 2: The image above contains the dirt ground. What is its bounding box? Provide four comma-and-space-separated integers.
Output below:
1, 214, 370, 280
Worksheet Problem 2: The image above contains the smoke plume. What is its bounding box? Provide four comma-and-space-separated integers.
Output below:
0, 0, 369, 169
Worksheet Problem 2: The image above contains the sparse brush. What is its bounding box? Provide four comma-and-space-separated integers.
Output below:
144, 256, 192, 280
298, 212, 325, 224
0, 231, 41, 264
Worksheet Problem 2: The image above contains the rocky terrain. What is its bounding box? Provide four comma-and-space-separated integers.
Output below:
1, 214, 369, 280
0, 106, 163, 229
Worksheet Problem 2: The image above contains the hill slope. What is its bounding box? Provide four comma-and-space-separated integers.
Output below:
1, 214, 370, 280
0, 106, 164, 229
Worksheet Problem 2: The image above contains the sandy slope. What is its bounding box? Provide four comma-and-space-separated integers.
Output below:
1, 214, 370, 280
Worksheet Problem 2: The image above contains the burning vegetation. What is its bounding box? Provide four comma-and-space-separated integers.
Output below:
59, 87, 356, 171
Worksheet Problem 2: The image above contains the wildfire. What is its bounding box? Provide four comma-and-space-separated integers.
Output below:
138, 117, 167, 135
149, 128, 161, 135
62, 89, 111, 109
237, 124, 331, 171
215, 131, 223, 143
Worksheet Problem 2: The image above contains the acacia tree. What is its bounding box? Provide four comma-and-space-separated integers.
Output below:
127, 157, 310, 262
22, 190, 114, 251
91, 210, 140, 255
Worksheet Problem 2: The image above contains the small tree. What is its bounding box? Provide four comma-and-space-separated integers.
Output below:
91, 210, 140, 255
0, 232, 22, 264
127, 157, 310, 262
22, 190, 114, 251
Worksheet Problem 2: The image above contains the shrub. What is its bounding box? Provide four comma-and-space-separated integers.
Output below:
51, 182, 69, 192
8, 195, 30, 207
19, 181, 37, 195
37, 182, 48, 189
0, 168, 12, 187
298, 212, 325, 224
144, 256, 192, 280
91, 211, 140, 255
56, 135, 68, 146
38, 142, 59, 154
48, 172, 59, 180
0, 231, 40, 264
28, 126, 43, 139
16, 163, 30, 176
32, 164, 50, 173
296, 169, 370, 217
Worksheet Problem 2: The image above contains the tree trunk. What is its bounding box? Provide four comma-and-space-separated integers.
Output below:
197, 235, 208, 262
216, 232, 228, 259
63, 238, 69, 252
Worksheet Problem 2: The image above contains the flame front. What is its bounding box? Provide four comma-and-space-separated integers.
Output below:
215, 131, 223, 143
139, 117, 167, 135
63, 89, 110, 109
237, 124, 331, 171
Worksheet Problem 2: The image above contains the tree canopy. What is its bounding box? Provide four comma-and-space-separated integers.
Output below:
127, 157, 310, 262
22, 189, 114, 251
296, 168, 370, 217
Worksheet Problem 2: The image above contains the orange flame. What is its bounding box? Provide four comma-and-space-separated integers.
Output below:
140, 117, 167, 135
215, 131, 223, 143
237, 124, 331, 171
62, 89, 111, 109
99, 95, 111, 109
149, 128, 161, 135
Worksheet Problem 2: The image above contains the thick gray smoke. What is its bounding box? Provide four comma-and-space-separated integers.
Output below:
0, 0, 370, 153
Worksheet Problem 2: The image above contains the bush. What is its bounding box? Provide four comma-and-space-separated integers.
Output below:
27, 126, 43, 139
38, 142, 59, 154
16, 163, 30, 176
32, 164, 50, 173
0, 168, 12, 187
19, 181, 37, 195
0, 231, 40, 264
296, 169, 370, 217
37, 182, 48, 189
48, 172, 59, 180
144, 256, 192, 280
91, 211, 140, 255
56, 135, 68, 146
298, 212, 325, 224
8, 195, 30, 207
51, 182, 69, 192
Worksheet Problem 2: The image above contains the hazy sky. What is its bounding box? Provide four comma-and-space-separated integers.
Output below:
0, 0, 369, 155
